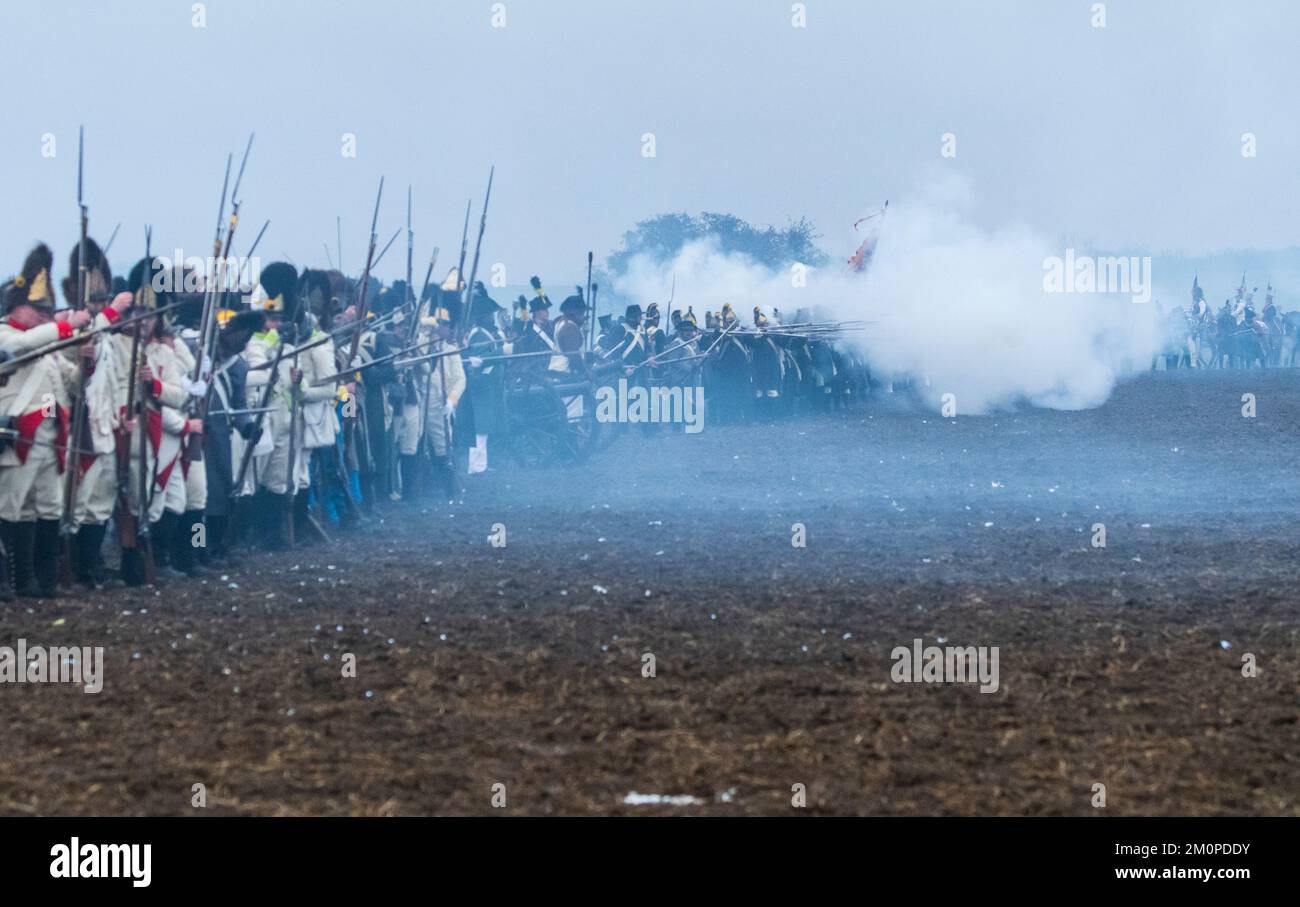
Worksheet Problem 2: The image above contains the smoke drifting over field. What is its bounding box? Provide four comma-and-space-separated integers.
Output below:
618, 181, 1166, 414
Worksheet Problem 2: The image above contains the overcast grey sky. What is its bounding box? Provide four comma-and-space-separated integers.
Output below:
3, 0, 1296, 286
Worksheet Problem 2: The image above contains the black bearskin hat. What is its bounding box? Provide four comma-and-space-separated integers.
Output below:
3, 243, 56, 314
127, 256, 172, 312
63, 237, 113, 306
256, 261, 299, 319
171, 293, 206, 329
299, 268, 335, 329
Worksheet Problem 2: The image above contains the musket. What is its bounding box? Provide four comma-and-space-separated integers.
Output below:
336, 216, 344, 274
732, 327, 855, 342
408, 246, 439, 345
279, 306, 343, 541
76, 127, 87, 311
458, 166, 493, 337
0, 300, 186, 376
132, 227, 158, 585
761, 320, 871, 331
665, 274, 675, 337
344, 177, 384, 368
334, 178, 384, 508
282, 300, 309, 546
585, 251, 594, 352
103, 221, 121, 255
312, 333, 451, 385
453, 199, 471, 301
701, 318, 746, 356
405, 185, 414, 317
444, 166, 489, 485
229, 371, 281, 503
420, 193, 469, 473
245, 304, 409, 372
114, 226, 150, 555
240, 219, 270, 270
189, 135, 253, 463
0, 430, 98, 459
628, 336, 692, 372
324, 243, 334, 269
231, 316, 296, 498
220, 406, 278, 417
397, 345, 556, 366
59, 126, 92, 566
644, 350, 710, 370
383, 337, 511, 370
229, 218, 270, 305
372, 228, 401, 269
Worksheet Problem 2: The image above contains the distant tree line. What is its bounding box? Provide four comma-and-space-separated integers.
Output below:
606, 212, 829, 274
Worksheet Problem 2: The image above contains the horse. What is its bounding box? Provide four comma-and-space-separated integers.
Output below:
1227, 322, 1268, 369
1213, 310, 1239, 367
1279, 312, 1300, 368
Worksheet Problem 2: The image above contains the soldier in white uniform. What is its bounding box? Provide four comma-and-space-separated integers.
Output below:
167, 310, 209, 576
0, 244, 91, 599
242, 262, 299, 548
60, 239, 136, 588
397, 298, 465, 503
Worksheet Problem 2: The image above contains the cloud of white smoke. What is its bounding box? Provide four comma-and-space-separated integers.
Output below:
617, 178, 1165, 414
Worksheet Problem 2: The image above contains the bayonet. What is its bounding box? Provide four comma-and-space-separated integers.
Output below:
344, 176, 385, 367
103, 221, 121, 254
458, 166, 493, 334
372, 227, 401, 268
585, 251, 594, 351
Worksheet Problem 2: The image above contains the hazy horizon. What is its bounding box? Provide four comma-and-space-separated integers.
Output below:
4, 0, 1297, 294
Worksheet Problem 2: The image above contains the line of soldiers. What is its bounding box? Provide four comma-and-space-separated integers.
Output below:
1, 238, 865, 601
1161, 274, 1298, 369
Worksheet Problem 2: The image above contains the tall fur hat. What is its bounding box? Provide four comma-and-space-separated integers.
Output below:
62, 237, 113, 306
171, 293, 206, 329
299, 268, 335, 328
253, 261, 299, 318
127, 256, 172, 312
3, 243, 56, 314
371, 285, 400, 317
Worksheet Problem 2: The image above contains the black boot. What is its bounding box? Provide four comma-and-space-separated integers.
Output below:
120, 545, 147, 586
435, 456, 459, 504
33, 519, 61, 598
153, 511, 176, 572
75, 523, 109, 589
292, 491, 310, 543
190, 510, 211, 569
12, 521, 39, 598
174, 509, 205, 576
264, 492, 289, 551
0, 521, 15, 603
249, 489, 270, 549
206, 514, 229, 565
73, 524, 93, 586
